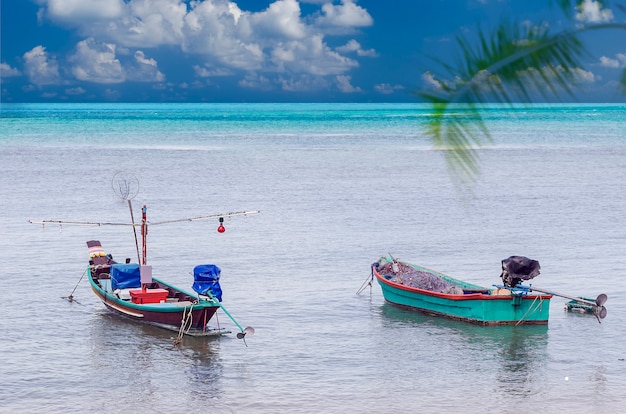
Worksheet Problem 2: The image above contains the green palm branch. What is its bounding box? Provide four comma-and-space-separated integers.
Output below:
419, 0, 626, 183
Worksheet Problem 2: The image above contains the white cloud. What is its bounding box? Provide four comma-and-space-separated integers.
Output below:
193, 65, 233, 77
33, 0, 375, 88
600, 56, 620, 68
374, 83, 404, 95
336, 39, 378, 57
238, 72, 273, 90
600, 53, 626, 68
576, 0, 614, 23
1, 62, 21, 77
182, 1, 264, 71
336, 39, 360, 53
335, 74, 362, 93
70, 38, 125, 83
65, 87, 86, 95
571, 67, 597, 83
520, 65, 599, 93
38, 0, 187, 48
249, 0, 306, 39
40, 0, 124, 22
127, 51, 165, 82
68, 39, 164, 84
421, 71, 443, 90
122, 0, 189, 47
268, 34, 359, 76
23, 46, 62, 85
356, 48, 377, 57
316, 0, 373, 29
278, 74, 329, 92
183, 0, 361, 76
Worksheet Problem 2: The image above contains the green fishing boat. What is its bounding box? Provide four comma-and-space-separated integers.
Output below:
371, 256, 552, 325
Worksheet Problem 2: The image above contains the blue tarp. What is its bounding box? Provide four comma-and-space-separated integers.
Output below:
111, 263, 141, 290
192, 264, 222, 301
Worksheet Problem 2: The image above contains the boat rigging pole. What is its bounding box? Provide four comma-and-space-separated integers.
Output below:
129, 199, 141, 264
141, 204, 147, 265
29, 209, 260, 265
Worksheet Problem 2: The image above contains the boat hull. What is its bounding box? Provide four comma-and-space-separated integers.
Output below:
373, 258, 551, 326
88, 268, 223, 335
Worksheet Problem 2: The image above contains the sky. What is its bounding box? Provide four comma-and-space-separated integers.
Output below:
1, 0, 625, 103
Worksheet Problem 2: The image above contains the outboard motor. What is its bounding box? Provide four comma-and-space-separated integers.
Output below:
500, 256, 541, 288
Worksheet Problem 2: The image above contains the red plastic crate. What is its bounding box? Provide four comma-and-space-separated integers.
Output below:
129, 288, 169, 304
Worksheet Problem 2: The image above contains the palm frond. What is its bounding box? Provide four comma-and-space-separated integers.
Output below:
418, 13, 626, 183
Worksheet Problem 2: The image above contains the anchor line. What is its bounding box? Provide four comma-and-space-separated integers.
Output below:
174, 301, 196, 345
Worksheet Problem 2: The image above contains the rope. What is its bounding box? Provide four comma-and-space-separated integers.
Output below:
356, 268, 374, 295
174, 301, 196, 345
514, 295, 544, 326
64, 266, 90, 303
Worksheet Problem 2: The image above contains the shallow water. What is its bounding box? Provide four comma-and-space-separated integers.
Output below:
1, 103, 625, 413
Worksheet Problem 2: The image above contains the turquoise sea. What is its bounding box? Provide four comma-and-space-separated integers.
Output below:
1, 103, 625, 413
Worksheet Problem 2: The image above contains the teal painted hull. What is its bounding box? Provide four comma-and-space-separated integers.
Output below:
373, 258, 551, 325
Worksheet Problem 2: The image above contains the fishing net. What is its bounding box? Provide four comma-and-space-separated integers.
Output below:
376, 261, 464, 295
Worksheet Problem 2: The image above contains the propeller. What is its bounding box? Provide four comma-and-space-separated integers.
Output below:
236, 326, 255, 347
237, 326, 255, 340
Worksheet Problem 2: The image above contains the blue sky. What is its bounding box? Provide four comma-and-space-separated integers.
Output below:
1, 0, 624, 102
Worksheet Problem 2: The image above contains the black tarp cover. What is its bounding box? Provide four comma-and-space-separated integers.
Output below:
500, 256, 541, 287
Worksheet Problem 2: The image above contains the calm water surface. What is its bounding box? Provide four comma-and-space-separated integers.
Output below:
1, 103, 625, 413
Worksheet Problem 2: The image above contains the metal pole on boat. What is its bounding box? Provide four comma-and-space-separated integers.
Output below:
128, 199, 141, 265
141, 204, 147, 265
530, 286, 607, 319
204, 292, 255, 343
111, 172, 141, 264
222, 305, 255, 345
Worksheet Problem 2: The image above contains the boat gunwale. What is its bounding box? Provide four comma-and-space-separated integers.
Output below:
87, 267, 221, 312
372, 264, 552, 302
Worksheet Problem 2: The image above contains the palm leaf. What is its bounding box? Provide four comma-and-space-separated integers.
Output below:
418, 2, 626, 183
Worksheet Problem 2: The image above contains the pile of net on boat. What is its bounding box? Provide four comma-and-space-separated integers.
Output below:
376, 261, 464, 295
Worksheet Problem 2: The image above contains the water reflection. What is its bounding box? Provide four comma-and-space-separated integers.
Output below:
175, 335, 224, 398
379, 304, 549, 398
493, 324, 548, 397
88, 310, 224, 406
589, 365, 607, 394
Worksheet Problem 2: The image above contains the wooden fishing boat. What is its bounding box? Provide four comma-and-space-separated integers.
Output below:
371, 256, 552, 325
30, 173, 258, 340
87, 240, 231, 337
